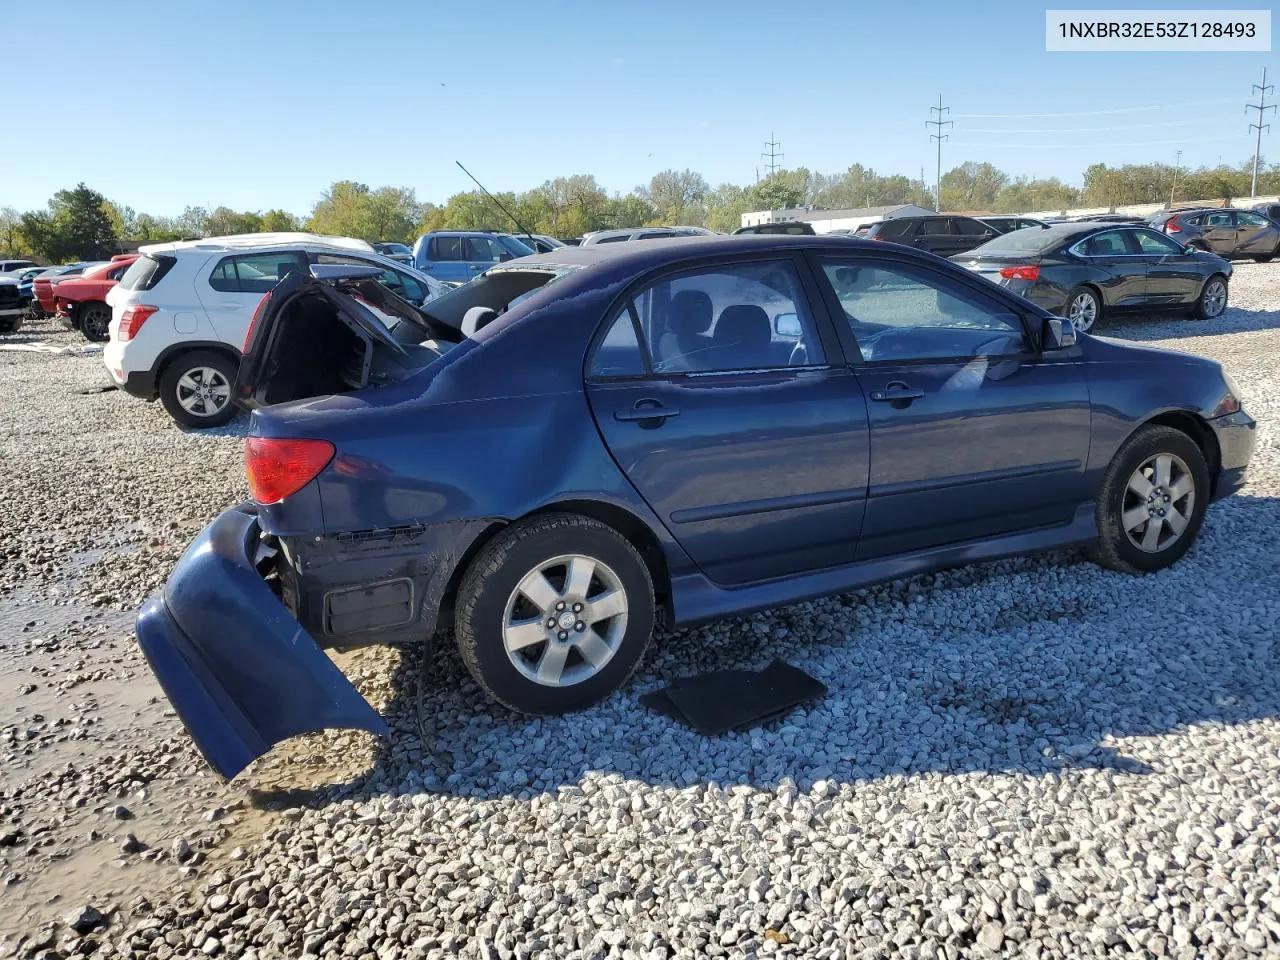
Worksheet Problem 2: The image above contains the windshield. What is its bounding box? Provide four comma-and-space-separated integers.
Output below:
498, 235, 535, 257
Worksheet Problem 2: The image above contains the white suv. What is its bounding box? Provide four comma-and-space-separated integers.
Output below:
104, 233, 447, 427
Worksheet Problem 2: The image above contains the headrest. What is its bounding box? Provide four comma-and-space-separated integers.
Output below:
713, 304, 771, 349
461, 306, 498, 336
669, 290, 713, 336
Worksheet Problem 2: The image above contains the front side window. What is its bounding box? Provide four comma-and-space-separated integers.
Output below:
952, 218, 989, 237
596, 260, 824, 375
1131, 229, 1184, 256
820, 259, 1026, 363
920, 218, 952, 235
1236, 211, 1268, 227
465, 237, 507, 262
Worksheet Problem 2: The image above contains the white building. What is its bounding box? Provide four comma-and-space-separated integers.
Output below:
740, 203, 935, 234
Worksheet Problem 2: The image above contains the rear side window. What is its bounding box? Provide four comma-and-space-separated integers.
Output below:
119, 255, 176, 292
875, 220, 912, 239
428, 236, 464, 261
596, 235, 629, 243
952, 218, 989, 237
589, 307, 648, 378
208, 252, 306, 293
920, 219, 952, 235
1076, 230, 1131, 256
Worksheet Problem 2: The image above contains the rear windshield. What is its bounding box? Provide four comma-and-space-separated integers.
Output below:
967, 227, 1070, 255
119, 254, 176, 291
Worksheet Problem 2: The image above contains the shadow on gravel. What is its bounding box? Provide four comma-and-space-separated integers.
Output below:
248, 492, 1280, 810
1112, 306, 1280, 342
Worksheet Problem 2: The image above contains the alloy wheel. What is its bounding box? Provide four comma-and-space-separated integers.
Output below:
502, 553, 628, 687
1121, 453, 1196, 553
1068, 292, 1098, 332
80, 304, 111, 341
175, 366, 231, 417
1202, 280, 1227, 318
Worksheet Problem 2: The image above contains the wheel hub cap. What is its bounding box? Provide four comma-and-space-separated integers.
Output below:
502, 554, 629, 687
1122, 453, 1195, 553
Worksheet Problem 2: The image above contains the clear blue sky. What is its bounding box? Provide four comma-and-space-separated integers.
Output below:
6, 0, 1274, 216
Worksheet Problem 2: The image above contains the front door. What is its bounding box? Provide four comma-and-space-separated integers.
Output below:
1233, 210, 1277, 256
810, 253, 1092, 560
585, 256, 870, 586
1130, 227, 1202, 304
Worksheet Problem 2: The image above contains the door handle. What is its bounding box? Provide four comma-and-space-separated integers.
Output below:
869, 383, 924, 403
614, 400, 680, 423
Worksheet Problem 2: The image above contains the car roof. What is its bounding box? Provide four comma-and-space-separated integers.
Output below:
485, 234, 872, 275
139, 232, 375, 256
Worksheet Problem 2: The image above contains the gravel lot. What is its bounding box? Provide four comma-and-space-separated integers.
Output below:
2, 264, 1278, 959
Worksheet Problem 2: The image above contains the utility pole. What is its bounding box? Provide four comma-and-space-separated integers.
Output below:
1247, 67, 1275, 199
761, 135, 783, 178
926, 95, 952, 212
920, 165, 926, 207
1170, 149, 1182, 207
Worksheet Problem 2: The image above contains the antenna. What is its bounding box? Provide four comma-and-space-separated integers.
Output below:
454, 161, 538, 246
1247, 67, 1275, 198
926, 95, 952, 213
761, 135, 783, 177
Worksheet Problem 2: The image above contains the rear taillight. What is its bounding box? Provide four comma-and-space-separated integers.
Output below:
118, 304, 158, 341
1165, 219, 1182, 233
243, 292, 271, 352
244, 437, 335, 504
999, 265, 1041, 281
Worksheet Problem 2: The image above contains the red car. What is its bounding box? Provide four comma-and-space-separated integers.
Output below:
48, 256, 137, 341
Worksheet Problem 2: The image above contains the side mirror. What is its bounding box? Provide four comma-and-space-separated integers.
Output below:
1182, 245, 1197, 256
773, 312, 802, 337
1042, 316, 1077, 350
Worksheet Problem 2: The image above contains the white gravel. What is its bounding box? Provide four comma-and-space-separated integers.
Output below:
2, 264, 1279, 959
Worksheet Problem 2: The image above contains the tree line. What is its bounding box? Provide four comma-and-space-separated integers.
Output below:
3, 157, 1278, 263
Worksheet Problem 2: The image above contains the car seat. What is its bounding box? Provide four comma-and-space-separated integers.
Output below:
711, 304, 772, 369
655, 290, 713, 371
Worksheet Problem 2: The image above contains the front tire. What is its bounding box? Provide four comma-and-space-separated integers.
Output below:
1193, 274, 1228, 320
455, 513, 654, 714
1087, 425, 1209, 574
77, 302, 112, 342
1065, 286, 1102, 333
158, 350, 238, 428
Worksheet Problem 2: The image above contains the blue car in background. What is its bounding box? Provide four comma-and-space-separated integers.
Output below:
135, 236, 1255, 778
411, 230, 534, 282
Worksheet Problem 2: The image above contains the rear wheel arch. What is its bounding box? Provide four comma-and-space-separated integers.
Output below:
437, 499, 673, 634
155, 341, 241, 385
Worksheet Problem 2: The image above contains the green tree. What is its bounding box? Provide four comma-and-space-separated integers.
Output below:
637, 169, 710, 225
939, 162, 1007, 212
0, 207, 27, 256
260, 209, 301, 232
704, 183, 751, 233
203, 206, 264, 236
598, 194, 656, 231
748, 172, 804, 212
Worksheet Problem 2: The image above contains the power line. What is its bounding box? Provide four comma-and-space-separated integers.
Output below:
954, 97, 1238, 119
761, 135, 783, 177
949, 134, 1246, 149
1247, 67, 1275, 198
926, 95, 952, 212
961, 118, 1229, 134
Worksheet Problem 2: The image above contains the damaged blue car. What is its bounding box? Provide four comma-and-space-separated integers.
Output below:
136, 236, 1255, 778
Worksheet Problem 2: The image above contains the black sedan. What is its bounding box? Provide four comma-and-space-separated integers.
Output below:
951, 222, 1231, 333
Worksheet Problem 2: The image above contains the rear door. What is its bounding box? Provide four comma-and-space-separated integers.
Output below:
423, 235, 468, 283
950, 218, 995, 254
1069, 229, 1148, 307
1200, 211, 1237, 255
913, 218, 954, 255
584, 255, 871, 586
811, 252, 1091, 559
196, 250, 308, 345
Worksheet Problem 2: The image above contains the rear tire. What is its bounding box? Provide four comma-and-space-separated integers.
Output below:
158, 350, 239, 428
455, 513, 654, 715
1065, 286, 1102, 333
77, 302, 112, 342
0, 316, 20, 334
1087, 425, 1209, 574
1193, 274, 1228, 320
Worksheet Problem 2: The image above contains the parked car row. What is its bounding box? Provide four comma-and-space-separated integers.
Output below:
121, 233, 1256, 777
1148, 207, 1280, 261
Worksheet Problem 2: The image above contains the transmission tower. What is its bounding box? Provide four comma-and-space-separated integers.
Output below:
926, 96, 952, 212
761, 135, 783, 178
1247, 67, 1275, 199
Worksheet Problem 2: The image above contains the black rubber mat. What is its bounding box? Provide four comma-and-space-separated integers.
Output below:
640, 660, 827, 736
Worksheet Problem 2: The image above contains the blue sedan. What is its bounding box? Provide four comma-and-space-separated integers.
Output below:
135, 236, 1256, 778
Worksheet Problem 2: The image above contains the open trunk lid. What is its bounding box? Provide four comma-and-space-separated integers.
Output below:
235, 265, 460, 411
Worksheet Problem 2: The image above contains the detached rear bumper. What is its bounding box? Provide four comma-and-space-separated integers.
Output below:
135, 504, 389, 780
